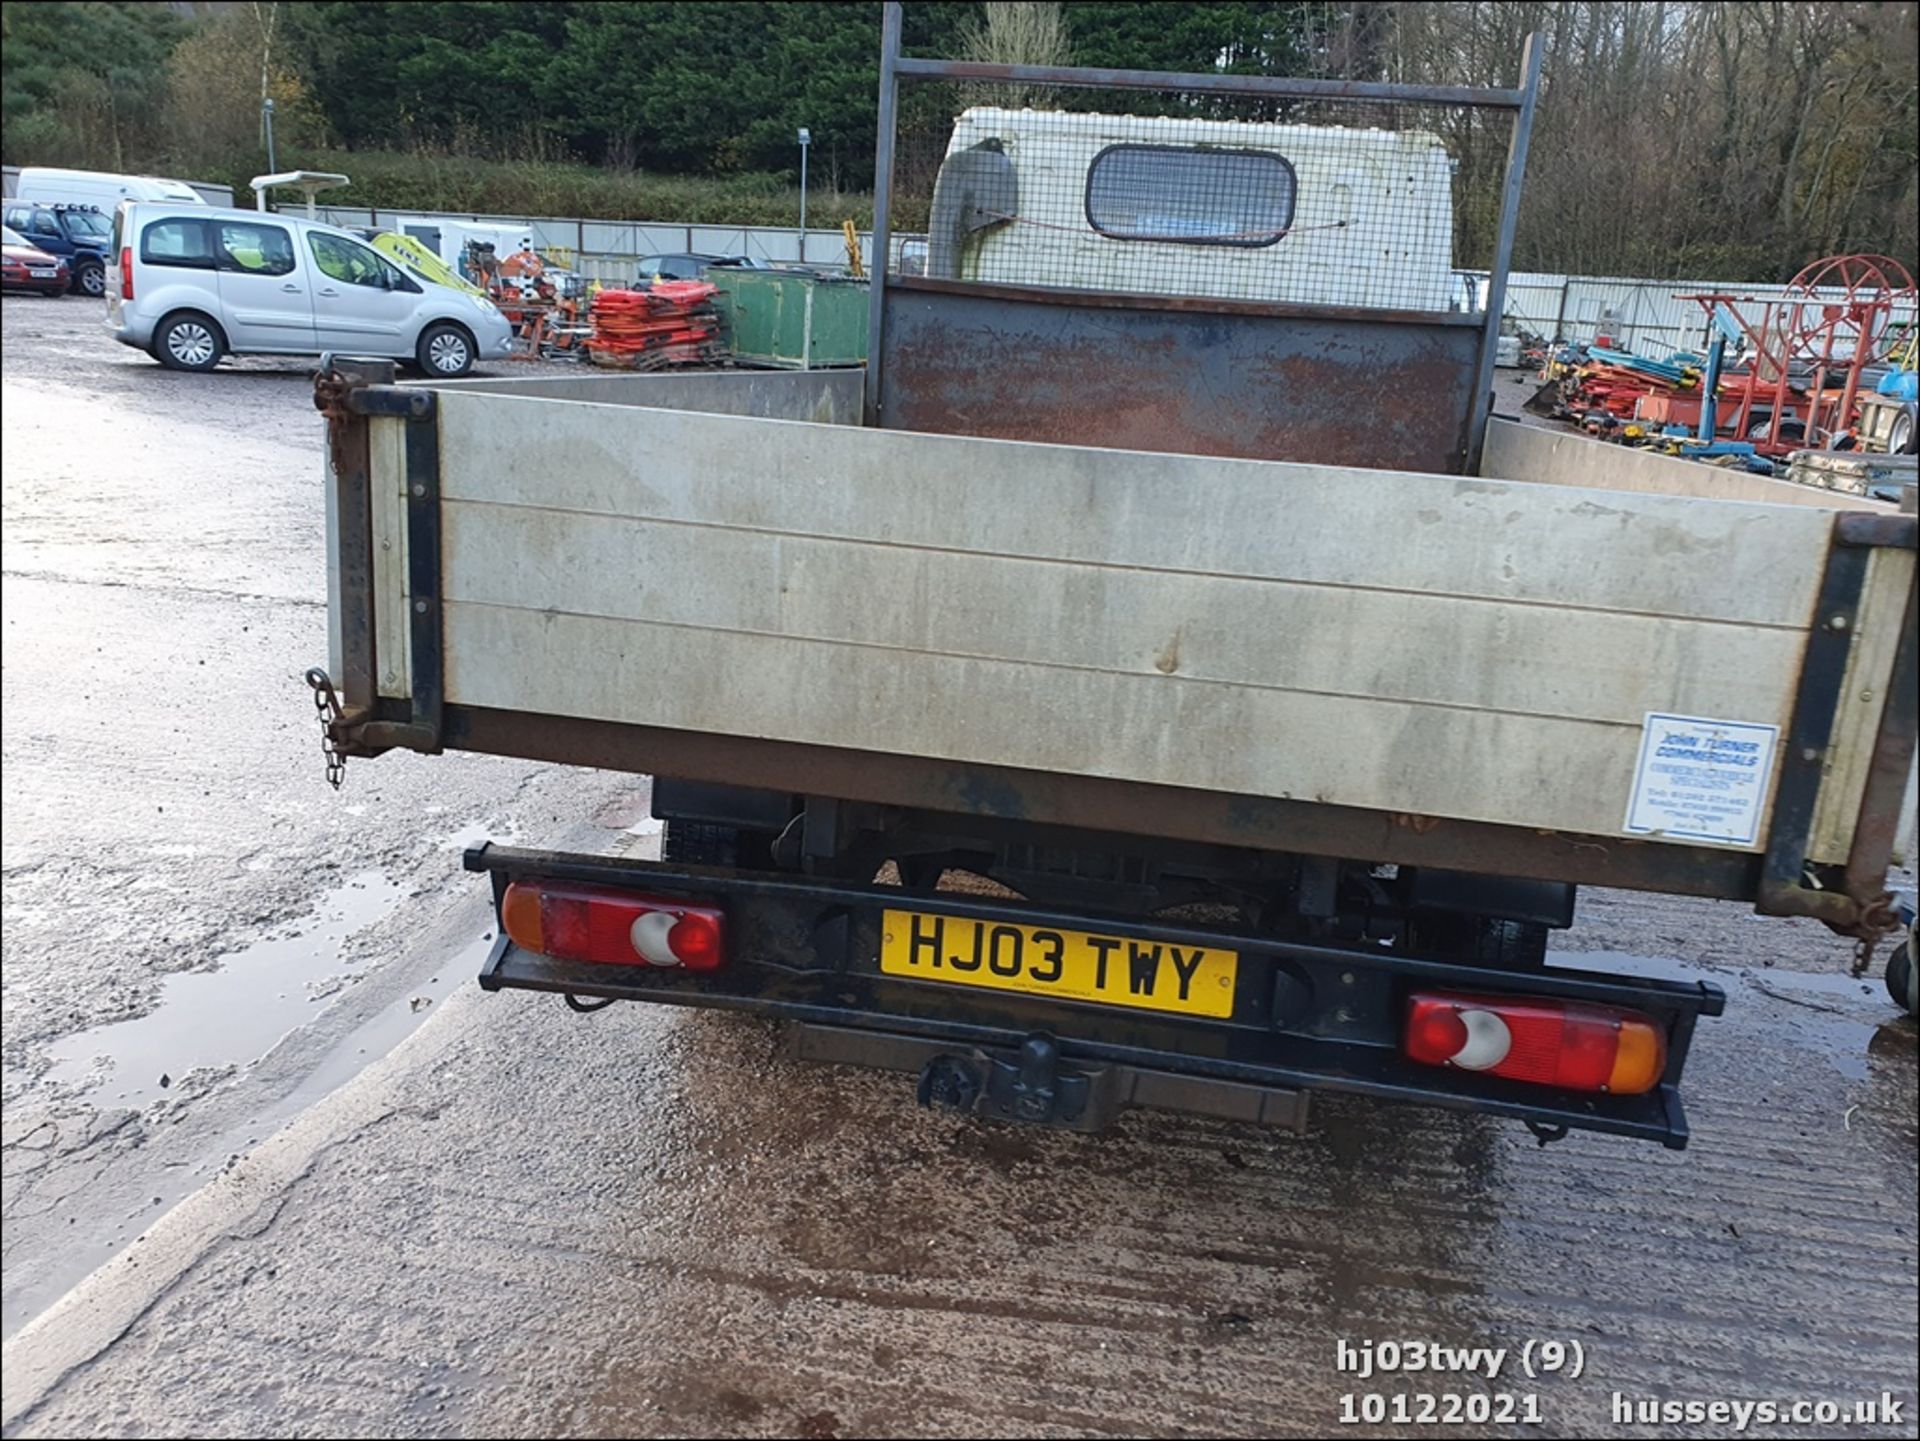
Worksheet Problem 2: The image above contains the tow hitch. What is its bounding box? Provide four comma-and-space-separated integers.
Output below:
780, 1024, 1310, 1135
918, 1034, 1092, 1127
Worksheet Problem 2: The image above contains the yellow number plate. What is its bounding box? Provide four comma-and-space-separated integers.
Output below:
879, 909, 1237, 1018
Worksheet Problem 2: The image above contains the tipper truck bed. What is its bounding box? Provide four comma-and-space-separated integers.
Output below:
308, 15, 1917, 1150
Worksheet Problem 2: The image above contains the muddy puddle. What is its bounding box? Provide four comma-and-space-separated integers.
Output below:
42, 870, 407, 1105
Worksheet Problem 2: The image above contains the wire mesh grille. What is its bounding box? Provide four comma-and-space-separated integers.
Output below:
887, 77, 1512, 314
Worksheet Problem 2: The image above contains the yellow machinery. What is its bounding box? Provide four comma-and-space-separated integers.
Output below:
370, 232, 487, 298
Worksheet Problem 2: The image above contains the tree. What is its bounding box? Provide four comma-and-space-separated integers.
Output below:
957, 1, 1072, 107
1063, 2, 1312, 74
160, 7, 328, 180
963, 1, 1073, 66
0, 1, 1912, 279
1, 1, 182, 168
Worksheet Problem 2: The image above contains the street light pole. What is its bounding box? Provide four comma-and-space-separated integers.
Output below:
797, 126, 810, 264
262, 96, 277, 174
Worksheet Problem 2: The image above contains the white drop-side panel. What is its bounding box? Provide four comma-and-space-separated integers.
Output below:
411, 393, 1854, 849
441, 503, 1808, 730
444, 600, 1658, 839
436, 394, 1836, 628
371, 416, 410, 700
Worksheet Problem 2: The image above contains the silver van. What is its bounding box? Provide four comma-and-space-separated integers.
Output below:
106, 204, 514, 375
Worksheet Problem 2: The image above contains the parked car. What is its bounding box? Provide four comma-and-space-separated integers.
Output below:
14, 166, 206, 211
636, 252, 767, 281
106, 204, 514, 375
2, 201, 111, 295
0, 225, 70, 296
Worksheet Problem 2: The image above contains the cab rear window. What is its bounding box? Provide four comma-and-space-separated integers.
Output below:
1085, 144, 1297, 247
140, 218, 215, 269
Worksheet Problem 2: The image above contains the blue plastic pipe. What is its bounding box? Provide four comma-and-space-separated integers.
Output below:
1698, 332, 1725, 441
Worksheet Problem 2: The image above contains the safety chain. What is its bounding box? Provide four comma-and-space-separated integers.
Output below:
313, 368, 357, 489
305, 667, 347, 790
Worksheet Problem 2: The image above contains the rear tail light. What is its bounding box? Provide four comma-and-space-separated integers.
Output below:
120, 247, 133, 300
500, 879, 725, 971
1404, 991, 1666, 1095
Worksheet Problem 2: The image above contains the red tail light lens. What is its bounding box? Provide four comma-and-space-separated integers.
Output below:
120, 247, 134, 300
500, 880, 726, 971
1404, 991, 1666, 1095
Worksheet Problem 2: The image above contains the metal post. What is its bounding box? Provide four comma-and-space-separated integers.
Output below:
1765, 298, 1797, 450
1463, 32, 1542, 474
891, 55, 1527, 108
1698, 324, 1725, 441
864, 2, 902, 426
798, 127, 811, 264
263, 96, 277, 175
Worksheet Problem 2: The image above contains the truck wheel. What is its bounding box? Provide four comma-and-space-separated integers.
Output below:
660, 821, 774, 870
74, 259, 105, 297
1413, 914, 1549, 970
1468, 918, 1549, 970
1887, 941, 1917, 1018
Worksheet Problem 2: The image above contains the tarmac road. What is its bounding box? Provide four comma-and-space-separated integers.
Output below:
2, 293, 1916, 1439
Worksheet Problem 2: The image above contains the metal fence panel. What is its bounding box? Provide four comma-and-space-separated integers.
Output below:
580, 221, 637, 254
1501, 271, 1569, 335
685, 224, 773, 260
527, 218, 578, 253
310, 205, 377, 228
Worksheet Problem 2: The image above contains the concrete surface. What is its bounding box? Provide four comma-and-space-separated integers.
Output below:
2, 294, 1917, 1439
0, 294, 614, 1335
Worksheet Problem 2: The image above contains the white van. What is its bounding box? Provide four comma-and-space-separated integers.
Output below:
929, 107, 1457, 312
107, 203, 514, 375
16, 167, 206, 211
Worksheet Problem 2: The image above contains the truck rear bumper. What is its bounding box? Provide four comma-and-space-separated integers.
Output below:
467, 842, 1724, 1149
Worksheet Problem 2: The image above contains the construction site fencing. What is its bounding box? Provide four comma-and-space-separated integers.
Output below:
275, 211, 1914, 360
286, 206, 906, 283
1480, 270, 1919, 357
